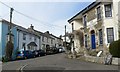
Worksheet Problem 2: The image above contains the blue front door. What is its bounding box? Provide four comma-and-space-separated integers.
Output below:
91, 34, 96, 49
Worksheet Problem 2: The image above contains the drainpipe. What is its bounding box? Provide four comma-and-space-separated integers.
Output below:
17, 30, 19, 50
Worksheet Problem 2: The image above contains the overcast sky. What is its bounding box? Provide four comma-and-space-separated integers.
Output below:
0, 0, 94, 36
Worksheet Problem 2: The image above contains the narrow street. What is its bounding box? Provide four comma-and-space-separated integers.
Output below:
2, 53, 119, 72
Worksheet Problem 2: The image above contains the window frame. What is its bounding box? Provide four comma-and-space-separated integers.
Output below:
104, 4, 112, 17
85, 35, 87, 48
99, 29, 103, 45
34, 36, 37, 42
97, 6, 101, 20
107, 27, 114, 43
29, 34, 32, 40
42, 36, 44, 42
51, 39, 53, 44
47, 37, 49, 43
23, 33, 26, 40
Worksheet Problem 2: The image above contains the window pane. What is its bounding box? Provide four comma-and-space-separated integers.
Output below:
85, 35, 87, 47
97, 6, 101, 20
23, 33, 26, 40
106, 11, 112, 17
105, 4, 111, 11
107, 28, 114, 43
99, 29, 103, 44
105, 4, 112, 17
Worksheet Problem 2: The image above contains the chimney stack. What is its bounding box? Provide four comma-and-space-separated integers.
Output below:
30, 24, 34, 30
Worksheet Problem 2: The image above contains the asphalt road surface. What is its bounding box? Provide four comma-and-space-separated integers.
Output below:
2, 53, 119, 72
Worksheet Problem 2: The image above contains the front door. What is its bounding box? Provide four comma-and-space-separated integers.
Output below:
91, 33, 96, 49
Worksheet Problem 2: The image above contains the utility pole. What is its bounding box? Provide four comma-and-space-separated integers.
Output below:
72, 23, 76, 58
9, 8, 14, 41
65, 25, 67, 51
5, 8, 14, 61
65, 25, 66, 43
71, 23, 74, 50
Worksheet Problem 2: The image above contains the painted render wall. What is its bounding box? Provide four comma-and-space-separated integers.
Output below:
18, 30, 40, 51
0, 22, 2, 60
1, 21, 18, 60
70, 20, 83, 52
70, 20, 83, 30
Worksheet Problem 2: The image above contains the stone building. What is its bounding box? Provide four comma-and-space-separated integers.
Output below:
68, 0, 120, 56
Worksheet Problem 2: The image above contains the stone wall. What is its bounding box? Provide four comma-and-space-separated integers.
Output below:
83, 56, 119, 65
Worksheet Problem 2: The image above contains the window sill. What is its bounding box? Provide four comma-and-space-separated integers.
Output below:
99, 44, 103, 46
105, 17, 113, 19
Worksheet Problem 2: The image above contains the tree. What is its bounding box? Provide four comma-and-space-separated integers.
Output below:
118, 20, 120, 38
5, 41, 14, 61
74, 30, 84, 47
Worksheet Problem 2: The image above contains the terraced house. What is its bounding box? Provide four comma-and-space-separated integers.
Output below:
17, 24, 41, 51
0, 20, 41, 60
68, 0, 120, 55
0, 19, 63, 60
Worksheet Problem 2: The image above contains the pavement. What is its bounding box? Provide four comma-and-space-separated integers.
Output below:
2, 53, 119, 72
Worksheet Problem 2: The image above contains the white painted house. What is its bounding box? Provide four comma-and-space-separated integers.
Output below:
17, 25, 40, 51
50, 34, 63, 48
40, 31, 54, 51
40, 31, 63, 51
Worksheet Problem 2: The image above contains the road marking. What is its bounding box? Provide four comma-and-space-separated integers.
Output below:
18, 64, 28, 72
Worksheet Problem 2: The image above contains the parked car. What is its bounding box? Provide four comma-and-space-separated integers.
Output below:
50, 47, 58, 54
38, 49, 46, 56
46, 46, 59, 54
46, 46, 52, 55
57, 47, 65, 53
32, 49, 46, 57
32, 50, 40, 57
16, 50, 35, 60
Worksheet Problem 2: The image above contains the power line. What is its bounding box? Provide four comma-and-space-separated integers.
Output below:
0, 1, 11, 8
0, 1, 70, 32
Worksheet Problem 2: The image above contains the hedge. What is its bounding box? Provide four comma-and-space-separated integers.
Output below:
109, 39, 120, 58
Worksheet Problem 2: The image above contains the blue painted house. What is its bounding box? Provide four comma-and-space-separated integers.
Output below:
0, 19, 18, 60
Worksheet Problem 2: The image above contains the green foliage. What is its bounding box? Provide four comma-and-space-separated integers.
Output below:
2, 57, 8, 62
119, 31, 120, 39
5, 41, 14, 61
109, 39, 120, 58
